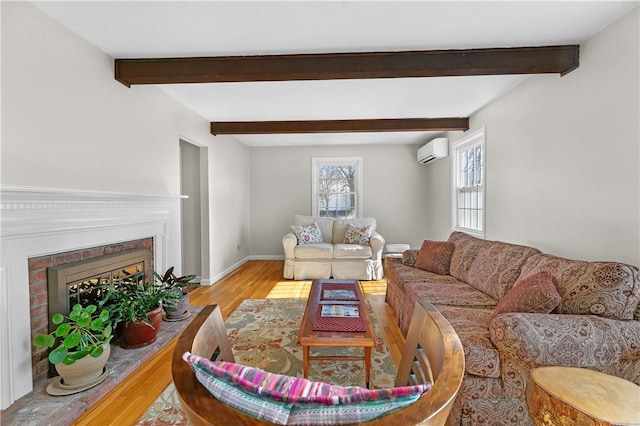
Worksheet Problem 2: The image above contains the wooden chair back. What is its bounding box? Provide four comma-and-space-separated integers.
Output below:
172, 301, 464, 425
385, 300, 465, 425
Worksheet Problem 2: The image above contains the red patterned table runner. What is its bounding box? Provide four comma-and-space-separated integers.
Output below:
313, 281, 366, 332
312, 306, 366, 332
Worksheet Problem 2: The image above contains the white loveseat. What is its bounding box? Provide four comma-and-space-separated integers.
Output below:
282, 215, 385, 280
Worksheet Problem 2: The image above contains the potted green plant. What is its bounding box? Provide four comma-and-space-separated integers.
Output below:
155, 266, 197, 320
34, 304, 112, 393
99, 278, 170, 349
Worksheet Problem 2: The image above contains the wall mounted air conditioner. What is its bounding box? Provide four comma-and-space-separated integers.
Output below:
417, 137, 449, 164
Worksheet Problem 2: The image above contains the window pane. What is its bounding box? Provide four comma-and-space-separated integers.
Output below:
313, 158, 361, 219
453, 131, 484, 234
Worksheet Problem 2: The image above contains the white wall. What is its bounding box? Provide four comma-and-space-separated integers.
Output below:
1, 1, 207, 193
209, 135, 251, 278
249, 144, 431, 256
0, 2, 251, 281
5, 2, 637, 273
425, 7, 640, 266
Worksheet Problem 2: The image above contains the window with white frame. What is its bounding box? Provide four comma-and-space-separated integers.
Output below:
452, 128, 485, 237
312, 157, 362, 219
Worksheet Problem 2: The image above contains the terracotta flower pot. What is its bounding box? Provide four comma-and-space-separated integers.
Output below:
118, 305, 163, 349
54, 343, 110, 388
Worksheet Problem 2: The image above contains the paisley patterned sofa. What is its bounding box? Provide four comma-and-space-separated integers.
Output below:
385, 231, 640, 425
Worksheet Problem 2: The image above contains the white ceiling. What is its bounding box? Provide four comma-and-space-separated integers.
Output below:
33, 1, 638, 146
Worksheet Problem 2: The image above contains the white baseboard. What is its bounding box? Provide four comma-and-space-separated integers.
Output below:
200, 257, 249, 286
199, 255, 284, 286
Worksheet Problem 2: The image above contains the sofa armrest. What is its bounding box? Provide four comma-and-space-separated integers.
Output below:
282, 232, 298, 259
402, 249, 419, 267
369, 232, 385, 260
490, 313, 640, 367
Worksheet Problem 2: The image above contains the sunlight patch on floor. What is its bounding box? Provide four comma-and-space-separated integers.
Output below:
266, 280, 387, 298
360, 281, 387, 296
266, 281, 312, 299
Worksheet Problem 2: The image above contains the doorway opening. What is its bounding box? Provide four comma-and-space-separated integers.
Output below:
180, 138, 209, 281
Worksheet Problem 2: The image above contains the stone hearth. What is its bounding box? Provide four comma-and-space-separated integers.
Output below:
1, 305, 199, 425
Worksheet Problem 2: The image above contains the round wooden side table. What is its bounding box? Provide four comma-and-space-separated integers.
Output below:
526, 366, 640, 425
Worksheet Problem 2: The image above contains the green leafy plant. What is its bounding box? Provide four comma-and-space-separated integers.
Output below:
99, 279, 171, 326
155, 266, 197, 309
155, 266, 196, 291
34, 304, 112, 365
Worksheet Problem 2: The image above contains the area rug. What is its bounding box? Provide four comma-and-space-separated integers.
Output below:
136, 297, 396, 425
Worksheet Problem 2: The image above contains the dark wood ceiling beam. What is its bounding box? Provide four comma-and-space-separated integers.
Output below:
115, 45, 579, 87
210, 118, 469, 135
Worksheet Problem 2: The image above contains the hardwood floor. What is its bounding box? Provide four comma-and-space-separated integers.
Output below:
71, 260, 405, 426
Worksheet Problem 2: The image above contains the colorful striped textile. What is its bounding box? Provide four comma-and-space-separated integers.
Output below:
183, 352, 429, 405
183, 352, 431, 425
192, 367, 293, 424
287, 397, 427, 425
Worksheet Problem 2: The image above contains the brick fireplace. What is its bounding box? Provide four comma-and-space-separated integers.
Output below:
29, 239, 153, 384
0, 185, 184, 410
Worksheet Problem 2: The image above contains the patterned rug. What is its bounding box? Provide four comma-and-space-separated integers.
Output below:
136, 297, 396, 425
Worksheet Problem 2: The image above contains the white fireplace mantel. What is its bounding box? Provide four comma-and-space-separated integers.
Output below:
0, 185, 185, 409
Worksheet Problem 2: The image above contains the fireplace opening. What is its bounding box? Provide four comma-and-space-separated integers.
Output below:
47, 248, 151, 323
29, 239, 153, 383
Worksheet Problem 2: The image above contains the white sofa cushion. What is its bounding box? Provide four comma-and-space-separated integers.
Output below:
334, 243, 373, 259
294, 243, 334, 259
294, 215, 335, 243
332, 218, 377, 244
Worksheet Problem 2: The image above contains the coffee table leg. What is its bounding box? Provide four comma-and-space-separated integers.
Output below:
364, 347, 372, 388
303, 346, 310, 378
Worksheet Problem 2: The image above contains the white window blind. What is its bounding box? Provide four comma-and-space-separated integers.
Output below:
452, 129, 485, 237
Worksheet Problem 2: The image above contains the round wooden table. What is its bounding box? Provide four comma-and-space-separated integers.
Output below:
526, 366, 640, 425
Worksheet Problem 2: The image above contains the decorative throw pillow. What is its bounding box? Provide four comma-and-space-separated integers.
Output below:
492, 272, 561, 317
343, 224, 374, 245
291, 223, 324, 245
414, 240, 455, 275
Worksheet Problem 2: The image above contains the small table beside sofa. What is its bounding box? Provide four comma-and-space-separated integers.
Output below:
385, 231, 640, 425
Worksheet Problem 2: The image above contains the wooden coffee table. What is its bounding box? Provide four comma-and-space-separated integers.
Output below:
297, 279, 376, 387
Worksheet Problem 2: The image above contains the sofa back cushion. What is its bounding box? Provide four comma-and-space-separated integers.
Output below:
520, 253, 640, 320
414, 240, 455, 275
294, 215, 335, 243
333, 217, 376, 244
447, 232, 492, 282
466, 241, 541, 300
